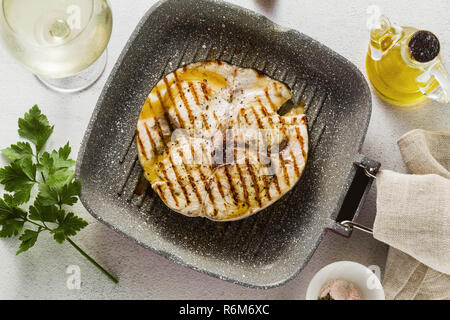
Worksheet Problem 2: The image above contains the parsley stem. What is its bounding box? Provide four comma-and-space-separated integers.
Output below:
34, 148, 46, 183
25, 218, 46, 229
66, 237, 118, 284
23, 218, 118, 283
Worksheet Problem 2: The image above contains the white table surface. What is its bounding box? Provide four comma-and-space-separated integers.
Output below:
0, 0, 449, 300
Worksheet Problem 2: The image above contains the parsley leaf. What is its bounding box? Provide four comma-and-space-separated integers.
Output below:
0, 198, 27, 237
3, 194, 16, 206
0, 158, 36, 185
58, 179, 81, 206
51, 211, 88, 244
29, 202, 58, 223
46, 169, 75, 190
18, 105, 54, 153
17, 229, 40, 255
0, 159, 36, 204
54, 142, 75, 168
1, 142, 33, 162
36, 183, 59, 206
36, 178, 80, 207
11, 184, 35, 205
38, 142, 76, 180
0, 218, 25, 238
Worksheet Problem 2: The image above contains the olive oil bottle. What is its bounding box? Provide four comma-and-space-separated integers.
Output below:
366, 14, 448, 106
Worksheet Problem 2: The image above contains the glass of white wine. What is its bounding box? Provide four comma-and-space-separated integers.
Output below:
0, 0, 112, 92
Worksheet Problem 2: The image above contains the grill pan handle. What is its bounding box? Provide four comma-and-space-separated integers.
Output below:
330, 156, 380, 237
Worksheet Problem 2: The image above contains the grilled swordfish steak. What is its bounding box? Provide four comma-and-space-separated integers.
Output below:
136, 60, 308, 221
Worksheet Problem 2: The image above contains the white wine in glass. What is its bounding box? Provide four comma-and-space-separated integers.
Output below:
0, 0, 112, 92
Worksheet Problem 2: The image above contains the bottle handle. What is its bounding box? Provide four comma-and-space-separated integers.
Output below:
417, 62, 449, 103
368, 14, 402, 61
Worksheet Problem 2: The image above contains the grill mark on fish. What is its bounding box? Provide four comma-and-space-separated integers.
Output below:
256, 96, 275, 176
188, 81, 200, 105
262, 168, 273, 202
174, 72, 195, 126
236, 163, 250, 205
163, 77, 185, 128
199, 166, 217, 215
266, 117, 282, 195
250, 106, 264, 129
200, 143, 221, 215
136, 131, 148, 160
155, 86, 176, 132
240, 108, 250, 125
143, 122, 157, 155
200, 82, 209, 101
290, 149, 300, 177
163, 112, 174, 133
277, 117, 291, 186
272, 170, 281, 194
256, 97, 270, 117
279, 153, 290, 186
232, 121, 251, 206
265, 87, 276, 111
246, 158, 262, 207
200, 143, 209, 165
214, 172, 226, 201
156, 184, 166, 203
295, 126, 306, 159
190, 143, 196, 164
147, 98, 166, 146
155, 118, 167, 146
212, 111, 219, 123
259, 113, 274, 203
168, 152, 191, 205
249, 106, 264, 163
279, 119, 301, 178
201, 113, 210, 130
224, 165, 239, 205
198, 143, 218, 215
159, 161, 180, 207
178, 149, 202, 203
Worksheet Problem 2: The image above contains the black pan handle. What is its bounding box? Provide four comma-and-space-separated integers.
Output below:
329, 156, 380, 237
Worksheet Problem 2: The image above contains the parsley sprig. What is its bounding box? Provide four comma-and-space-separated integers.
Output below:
0, 105, 118, 283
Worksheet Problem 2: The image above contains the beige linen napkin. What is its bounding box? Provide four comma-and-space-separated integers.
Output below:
373, 129, 450, 300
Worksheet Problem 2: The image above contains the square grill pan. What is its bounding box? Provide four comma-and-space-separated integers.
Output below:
76, 0, 378, 288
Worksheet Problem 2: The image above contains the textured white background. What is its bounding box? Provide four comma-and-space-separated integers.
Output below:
0, 0, 449, 299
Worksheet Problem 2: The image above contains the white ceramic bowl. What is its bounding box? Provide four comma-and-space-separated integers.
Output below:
306, 261, 385, 300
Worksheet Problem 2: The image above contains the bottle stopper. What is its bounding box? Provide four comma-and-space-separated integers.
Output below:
408, 30, 440, 63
